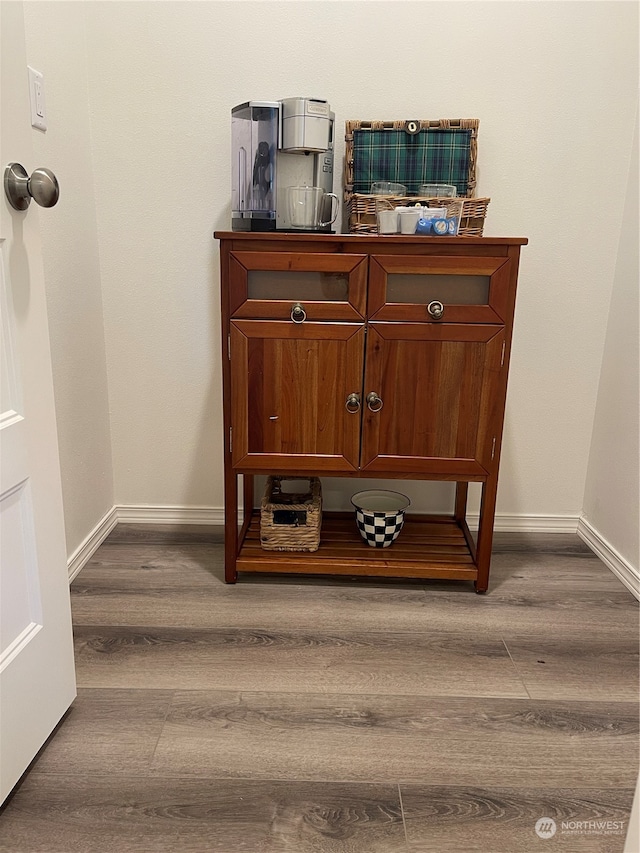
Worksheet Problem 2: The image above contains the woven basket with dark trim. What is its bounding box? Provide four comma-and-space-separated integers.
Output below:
260, 476, 322, 552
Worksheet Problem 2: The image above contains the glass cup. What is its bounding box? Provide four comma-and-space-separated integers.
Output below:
418, 183, 457, 198
371, 181, 407, 196
287, 186, 339, 230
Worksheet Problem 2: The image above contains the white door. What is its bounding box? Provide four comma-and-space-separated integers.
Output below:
0, 0, 76, 802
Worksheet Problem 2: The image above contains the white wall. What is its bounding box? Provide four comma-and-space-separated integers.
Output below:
22, 2, 114, 557
582, 106, 639, 572
21, 2, 638, 547
82, 0, 637, 519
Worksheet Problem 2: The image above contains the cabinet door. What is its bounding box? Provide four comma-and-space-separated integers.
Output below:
361, 323, 505, 477
230, 252, 367, 321
369, 255, 511, 323
230, 320, 365, 473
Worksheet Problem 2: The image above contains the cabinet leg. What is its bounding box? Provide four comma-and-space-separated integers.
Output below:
243, 474, 254, 524
474, 475, 498, 593
454, 482, 469, 522
224, 469, 238, 584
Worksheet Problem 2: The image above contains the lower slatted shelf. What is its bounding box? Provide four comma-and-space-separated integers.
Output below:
236, 511, 478, 581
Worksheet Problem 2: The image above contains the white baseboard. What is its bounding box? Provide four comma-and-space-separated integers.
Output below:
67, 506, 118, 582
467, 513, 579, 533
577, 516, 640, 600
114, 505, 579, 533
116, 505, 225, 525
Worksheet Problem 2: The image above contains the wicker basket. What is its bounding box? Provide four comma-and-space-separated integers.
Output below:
344, 118, 489, 236
260, 476, 322, 552
348, 194, 490, 237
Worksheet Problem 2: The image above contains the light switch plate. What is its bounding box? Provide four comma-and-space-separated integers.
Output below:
27, 66, 46, 131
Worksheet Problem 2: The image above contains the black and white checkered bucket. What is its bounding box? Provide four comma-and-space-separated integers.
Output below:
351, 490, 411, 548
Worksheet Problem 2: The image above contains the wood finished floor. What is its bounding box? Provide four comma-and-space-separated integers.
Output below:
0, 526, 638, 852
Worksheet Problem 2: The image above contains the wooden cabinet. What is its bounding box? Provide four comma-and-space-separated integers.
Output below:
216, 232, 527, 592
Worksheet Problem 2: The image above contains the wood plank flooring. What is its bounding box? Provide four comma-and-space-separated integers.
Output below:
0, 527, 638, 852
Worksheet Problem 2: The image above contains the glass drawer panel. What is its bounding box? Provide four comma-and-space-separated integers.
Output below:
247, 270, 349, 302
386, 274, 490, 305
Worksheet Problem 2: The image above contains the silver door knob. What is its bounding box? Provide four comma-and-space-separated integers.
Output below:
4, 163, 60, 211
427, 300, 444, 320
345, 393, 361, 413
290, 302, 307, 323
366, 392, 383, 412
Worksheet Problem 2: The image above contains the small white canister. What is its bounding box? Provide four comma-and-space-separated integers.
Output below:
376, 208, 399, 234
398, 208, 422, 234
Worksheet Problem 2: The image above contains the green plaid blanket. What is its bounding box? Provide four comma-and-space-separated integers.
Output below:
352, 128, 472, 196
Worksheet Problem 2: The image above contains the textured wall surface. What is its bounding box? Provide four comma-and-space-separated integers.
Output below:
583, 107, 639, 570
23, 2, 114, 557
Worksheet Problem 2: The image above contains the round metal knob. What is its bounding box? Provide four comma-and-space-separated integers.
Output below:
29, 168, 60, 208
345, 393, 361, 413
4, 163, 60, 211
366, 392, 383, 413
427, 300, 444, 320
291, 302, 306, 323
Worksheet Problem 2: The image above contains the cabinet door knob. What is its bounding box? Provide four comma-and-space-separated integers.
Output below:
291, 302, 307, 323
366, 392, 383, 413
427, 300, 444, 320
345, 393, 361, 413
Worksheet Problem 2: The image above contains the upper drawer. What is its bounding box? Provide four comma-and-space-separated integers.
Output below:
229, 252, 367, 321
368, 255, 514, 323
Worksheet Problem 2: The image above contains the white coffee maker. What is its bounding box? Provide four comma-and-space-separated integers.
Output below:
231, 97, 337, 232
